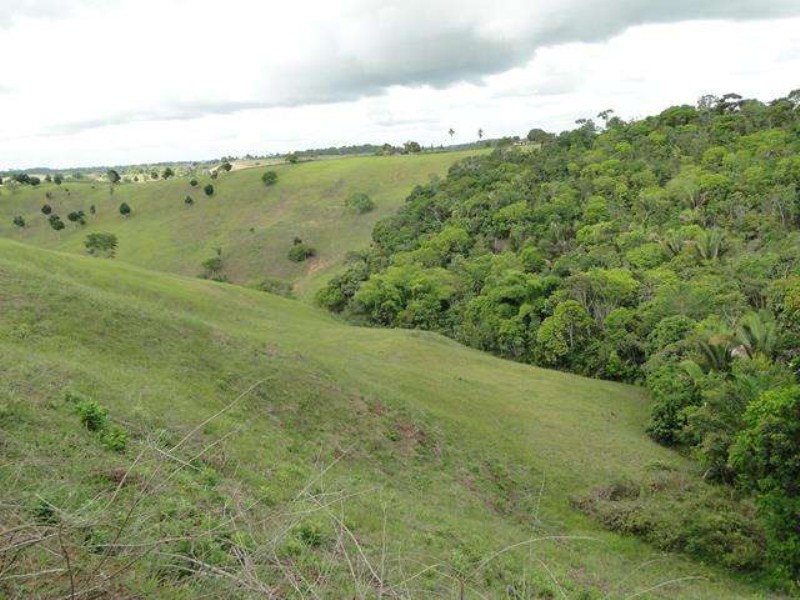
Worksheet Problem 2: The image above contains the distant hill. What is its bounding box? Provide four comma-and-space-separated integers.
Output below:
0, 151, 478, 299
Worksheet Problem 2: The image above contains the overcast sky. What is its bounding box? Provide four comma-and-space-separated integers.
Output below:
1, 0, 799, 169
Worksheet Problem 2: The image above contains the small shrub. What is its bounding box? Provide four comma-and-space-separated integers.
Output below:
100, 424, 128, 453
119, 202, 132, 217
189, 178, 198, 187
184, 195, 194, 206
204, 184, 214, 196
75, 399, 108, 432
85, 232, 118, 257
41, 204, 52, 215
261, 170, 278, 186
345, 192, 375, 214
12, 215, 25, 228
256, 277, 293, 297
67, 210, 86, 225
48, 214, 65, 231
31, 498, 58, 525
288, 242, 315, 262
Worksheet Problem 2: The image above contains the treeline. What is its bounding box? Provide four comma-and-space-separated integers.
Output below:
318, 91, 800, 582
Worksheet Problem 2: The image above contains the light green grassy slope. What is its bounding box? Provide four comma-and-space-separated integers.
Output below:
0, 152, 476, 299
0, 239, 774, 598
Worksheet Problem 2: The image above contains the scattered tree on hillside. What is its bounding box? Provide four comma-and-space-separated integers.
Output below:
90, 204, 96, 215
150, 171, 159, 180
12, 216, 25, 228
204, 184, 214, 196
106, 169, 121, 184
162, 167, 175, 180
261, 171, 278, 186
44, 174, 52, 183
41, 204, 53, 215
184, 195, 194, 206
189, 178, 198, 187
286, 153, 299, 164
29, 176, 41, 187
84, 232, 118, 257
67, 210, 86, 225
404, 141, 421, 154
221, 162, 232, 172
119, 202, 131, 217
53, 174, 63, 185
48, 214, 65, 231
200, 247, 227, 281
288, 238, 315, 262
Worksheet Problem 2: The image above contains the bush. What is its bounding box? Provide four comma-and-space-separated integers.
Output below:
41, 204, 52, 215
119, 202, 132, 217
189, 178, 198, 187
256, 277, 293, 297
261, 170, 278, 186
67, 210, 86, 225
48, 214, 65, 231
204, 184, 214, 196
100, 424, 128, 453
75, 399, 108, 432
85, 232, 118, 257
12, 215, 25, 228
288, 242, 315, 262
345, 192, 375, 214
184, 195, 194, 206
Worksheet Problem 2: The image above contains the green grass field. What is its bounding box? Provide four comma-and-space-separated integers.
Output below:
0, 238, 778, 598
0, 152, 476, 299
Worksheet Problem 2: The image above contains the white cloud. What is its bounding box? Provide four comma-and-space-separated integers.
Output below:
1, 1, 799, 168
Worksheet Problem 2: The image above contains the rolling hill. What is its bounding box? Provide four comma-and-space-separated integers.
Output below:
0, 151, 477, 299
0, 238, 778, 598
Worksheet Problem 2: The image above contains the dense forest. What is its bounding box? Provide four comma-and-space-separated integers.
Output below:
319, 91, 800, 581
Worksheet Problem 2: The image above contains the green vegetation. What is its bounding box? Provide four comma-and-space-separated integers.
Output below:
0, 238, 777, 598
345, 191, 376, 214
0, 151, 478, 299
84, 232, 118, 257
320, 91, 800, 583
261, 170, 278, 185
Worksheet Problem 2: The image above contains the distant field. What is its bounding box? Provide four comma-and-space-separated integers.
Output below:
0, 239, 777, 599
0, 151, 477, 298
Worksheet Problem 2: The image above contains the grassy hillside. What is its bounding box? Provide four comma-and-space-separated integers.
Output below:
0, 151, 477, 299
0, 239, 778, 598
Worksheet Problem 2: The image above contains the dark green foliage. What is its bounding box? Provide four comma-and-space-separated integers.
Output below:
162, 167, 175, 179
41, 204, 52, 215
71, 394, 127, 452
12, 215, 25, 228
200, 248, 226, 281
67, 210, 86, 225
53, 173, 63, 185
184, 195, 194, 206
106, 169, 121, 184
261, 170, 278, 186
404, 140, 422, 153
286, 153, 298, 164
319, 90, 800, 580
221, 162, 232, 172
90, 204, 96, 215
288, 241, 316, 262
84, 232, 118, 257
189, 178, 198, 187
345, 192, 375, 214
119, 202, 131, 217
730, 386, 800, 579
204, 184, 214, 196
29, 176, 41, 186
48, 214, 65, 231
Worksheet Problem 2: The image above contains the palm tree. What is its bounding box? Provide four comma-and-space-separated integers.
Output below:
736, 311, 777, 358
477, 128, 484, 141
448, 128, 455, 142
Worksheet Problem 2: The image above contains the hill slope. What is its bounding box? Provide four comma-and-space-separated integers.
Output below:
0, 239, 775, 598
0, 152, 476, 298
